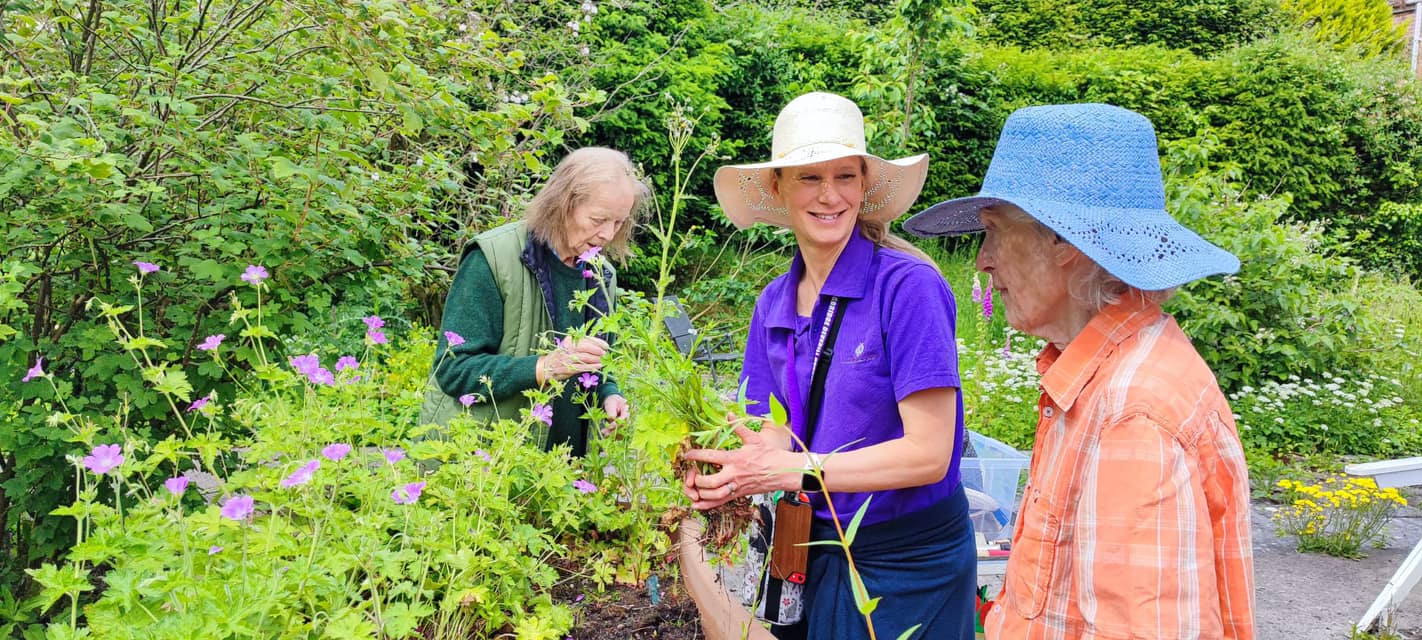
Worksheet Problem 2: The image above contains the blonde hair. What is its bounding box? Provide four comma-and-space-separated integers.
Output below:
858, 219, 938, 270
985, 204, 1174, 312
524, 147, 651, 261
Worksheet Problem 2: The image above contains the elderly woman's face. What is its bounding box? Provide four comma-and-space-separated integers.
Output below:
975, 207, 1071, 339
773, 157, 864, 254
560, 178, 636, 263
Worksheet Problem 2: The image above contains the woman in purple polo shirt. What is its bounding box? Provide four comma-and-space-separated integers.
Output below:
682, 92, 975, 639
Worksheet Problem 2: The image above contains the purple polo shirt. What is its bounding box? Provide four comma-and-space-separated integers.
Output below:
740, 229, 965, 527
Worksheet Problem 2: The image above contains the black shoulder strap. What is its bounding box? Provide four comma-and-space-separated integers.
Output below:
801, 298, 846, 449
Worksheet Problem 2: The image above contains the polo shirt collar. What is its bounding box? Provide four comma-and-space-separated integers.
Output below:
1036, 295, 1164, 412
764, 229, 875, 330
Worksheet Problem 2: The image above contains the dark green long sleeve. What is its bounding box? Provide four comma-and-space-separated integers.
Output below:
432, 247, 621, 454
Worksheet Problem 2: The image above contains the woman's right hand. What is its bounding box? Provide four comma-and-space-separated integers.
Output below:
536, 336, 609, 384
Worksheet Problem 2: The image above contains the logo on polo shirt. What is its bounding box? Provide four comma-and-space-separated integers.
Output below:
854, 342, 865, 358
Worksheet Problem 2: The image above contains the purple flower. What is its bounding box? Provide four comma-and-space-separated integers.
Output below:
391, 481, 427, 505
308, 367, 335, 386
21, 357, 44, 383
582, 269, 596, 279
444, 331, 465, 347
531, 403, 553, 426
459, 393, 478, 407
362, 315, 385, 330
187, 393, 213, 413
383, 448, 405, 465
572, 479, 597, 494
335, 356, 359, 372
197, 334, 225, 351
280, 459, 321, 488
220, 495, 254, 521
164, 476, 189, 496
1001, 342, 1012, 360
290, 354, 321, 376
981, 275, 994, 320
208, 545, 223, 555
578, 373, 599, 389
971, 275, 984, 305
577, 246, 602, 263
240, 265, 268, 285
133, 261, 160, 275
82, 444, 124, 475
474, 449, 491, 462
367, 329, 387, 345
321, 443, 351, 461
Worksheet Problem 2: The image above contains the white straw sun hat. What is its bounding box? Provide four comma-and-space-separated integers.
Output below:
712, 92, 929, 229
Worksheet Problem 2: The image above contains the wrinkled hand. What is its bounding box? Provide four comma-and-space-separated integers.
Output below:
600, 395, 630, 435
680, 423, 790, 510
537, 336, 609, 384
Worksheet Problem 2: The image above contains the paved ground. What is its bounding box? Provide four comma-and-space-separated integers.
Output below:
1253, 498, 1422, 639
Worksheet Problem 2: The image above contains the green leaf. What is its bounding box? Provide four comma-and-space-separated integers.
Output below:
365, 66, 391, 94
121, 336, 166, 352
895, 624, 922, 639
24, 563, 92, 612
768, 393, 788, 427
844, 495, 873, 547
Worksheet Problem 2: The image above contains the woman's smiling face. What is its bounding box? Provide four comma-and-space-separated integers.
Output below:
774, 156, 865, 253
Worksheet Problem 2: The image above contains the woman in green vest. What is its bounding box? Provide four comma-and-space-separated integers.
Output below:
421, 147, 650, 456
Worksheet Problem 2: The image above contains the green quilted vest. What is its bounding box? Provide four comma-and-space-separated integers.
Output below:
419, 221, 553, 427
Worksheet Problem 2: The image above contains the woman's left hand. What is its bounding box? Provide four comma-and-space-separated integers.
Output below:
682, 424, 794, 510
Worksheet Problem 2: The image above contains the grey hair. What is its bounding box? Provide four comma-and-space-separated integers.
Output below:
985, 203, 1175, 312
525, 147, 651, 261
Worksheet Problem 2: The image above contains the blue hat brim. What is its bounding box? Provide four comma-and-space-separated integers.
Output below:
906, 193, 1240, 291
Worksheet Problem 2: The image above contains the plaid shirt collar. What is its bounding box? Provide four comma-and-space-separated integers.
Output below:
1036, 295, 1164, 413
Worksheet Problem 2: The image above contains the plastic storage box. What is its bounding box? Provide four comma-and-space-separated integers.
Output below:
960, 430, 1031, 541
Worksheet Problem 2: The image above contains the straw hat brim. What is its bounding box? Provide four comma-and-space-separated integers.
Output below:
905, 193, 1240, 290
714, 145, 929, 230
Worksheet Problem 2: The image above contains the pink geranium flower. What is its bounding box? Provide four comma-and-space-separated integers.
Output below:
187, 393, 213, 413
578, 373, 599, 389
391, 481, 427, 505
133, 261, 160, 275
240, 265, 268, 285
531, 403, 553, 426
367, 329, 387, 345
383, 448, 405, 465
321, 443, 351, 461
573, 479, 597, 494
197, 334, 225, 351
362, 315, 385, 330
164, 476, 189, 496
335, 356, 359, 372
459, 393, 478, 407
444, 331, 465, 347
280, 459, 321, 488
220, 495, 254, 521
22, 357, 44, 383
577, 246, 602, 263
82, 444, 124, 475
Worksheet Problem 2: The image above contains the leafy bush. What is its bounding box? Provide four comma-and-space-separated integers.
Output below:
971, 0, 1281, 54
10, 262, 691, 637
1279, 0, 1409, 57
0, 0, 597, 591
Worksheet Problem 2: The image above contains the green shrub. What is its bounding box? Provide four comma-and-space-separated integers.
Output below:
0, 0, 594, 587
971, 0, 1281, 54
1280, 0, 1409, 57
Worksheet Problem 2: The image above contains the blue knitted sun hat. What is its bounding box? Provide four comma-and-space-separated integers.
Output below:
904, 103, 1239, 291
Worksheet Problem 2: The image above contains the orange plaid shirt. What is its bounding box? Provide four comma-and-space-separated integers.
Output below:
986, 297, 1255, 640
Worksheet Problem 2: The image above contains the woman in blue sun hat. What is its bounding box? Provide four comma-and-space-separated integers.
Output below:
906, 104, 1255, 639
680, 91, 977, 640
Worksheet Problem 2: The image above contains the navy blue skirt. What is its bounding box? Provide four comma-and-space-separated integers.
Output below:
774, 485, 977, 640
